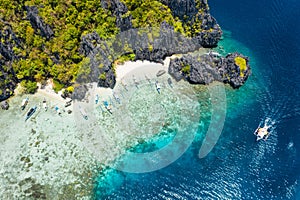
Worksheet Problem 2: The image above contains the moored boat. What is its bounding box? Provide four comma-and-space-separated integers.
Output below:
55, 106, 62, 115
156, 70, 166, 77
167, 77, 173, 88
155, 81, 161, 94
103, 101, 112, 114
121, 79, 128, 91
133, 75, 139, 88
113, 92, 121, 104
79, 106, 88, 120
65, 99, 72, 107
21, 98, 29, 110
95, 94, 99, 104
145, 75, 151, 84
42, 98, 48, 111
25, 106, 37, 121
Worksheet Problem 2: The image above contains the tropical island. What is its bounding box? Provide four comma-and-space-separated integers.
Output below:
0, 0, 251, 199
0, 0, 250, 103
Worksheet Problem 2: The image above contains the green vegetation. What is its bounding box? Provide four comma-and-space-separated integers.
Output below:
123, 0, 184, 33
0, 0, 208, 93
182, 64, 191, 74
66, 86, 74, 93
234, 56, 247, 77
52, 79, 64, 93
20, 80, 37, 94
1, 0, 118, 93
99, 73, 106, 80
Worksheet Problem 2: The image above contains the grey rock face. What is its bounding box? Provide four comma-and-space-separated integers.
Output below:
160, 0, 222, 47
25, 6, 54, 40
101, 0, 132, 31
1, 100, 9, 110
160, 0, 198, 21
0, 23, 20, 101
78, 21, 207, 90
78, 31, 116, 91
218, 52, 251, 88
169, 52, 251, 88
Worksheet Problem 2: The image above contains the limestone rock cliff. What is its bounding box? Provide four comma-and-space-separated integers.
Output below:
169, 52, 251, 88
0, 22, 19, 101
25, 6, 54, 40
101, 0, 132, 31
160, 0, 222, 47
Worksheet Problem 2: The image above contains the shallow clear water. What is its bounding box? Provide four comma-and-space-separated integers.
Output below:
94, 0, 300, 199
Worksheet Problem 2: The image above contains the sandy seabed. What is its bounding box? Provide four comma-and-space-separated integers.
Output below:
0, 58, 174, 199
0, 52, 207, 199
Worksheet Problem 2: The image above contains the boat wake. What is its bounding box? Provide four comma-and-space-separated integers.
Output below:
259, 117, 276, 134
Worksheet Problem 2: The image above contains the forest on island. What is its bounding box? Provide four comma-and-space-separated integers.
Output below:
0, 0, 211, 95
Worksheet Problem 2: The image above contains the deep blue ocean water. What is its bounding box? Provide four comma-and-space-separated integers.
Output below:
94, 0, 300, 199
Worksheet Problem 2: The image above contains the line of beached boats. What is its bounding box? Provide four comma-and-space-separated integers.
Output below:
20, 96, 74, 122
16, 70, 173, 121
96, 72, 174, 115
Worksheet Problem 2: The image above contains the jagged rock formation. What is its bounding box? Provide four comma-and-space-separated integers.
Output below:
169, 52, 251, 88
0, 22, 19, 101
160, 0, 222, 47
78, 16, 223, 91
78, 22, 203, 91
101, 0, 132, 31
133, 22, 201, 63
218, 53, 251, 88
1, 100, 9, 110
0, 6, 54, 101
160, 0, 199, 21
24, 6, 54, 40
78, 32, 116, 89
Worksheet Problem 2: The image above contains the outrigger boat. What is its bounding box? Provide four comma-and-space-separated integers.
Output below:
21, 97, 29, 110
55, 106, 62, 115
42, 98, 48, 111
121, 79, 128, 91
145, 75, 151, 84
79, 106, 88, 120
109, 96, 115, 108
103, 101, 112, 114
167, 77, 173, 88
156, 70, 166, 77
98, 105, 105, 113
113, 92, 121, 104
65, 99, 72, 107
25, 106, 37, 121
133, 75, 139, 88
254, 125, 270, 141
95, 94, 99, 104
155, 81, 161, 94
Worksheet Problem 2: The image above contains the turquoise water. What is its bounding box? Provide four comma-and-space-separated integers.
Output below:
93, 33, 262, 198
93, 0, 300, 198
94, 26, 299, 199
